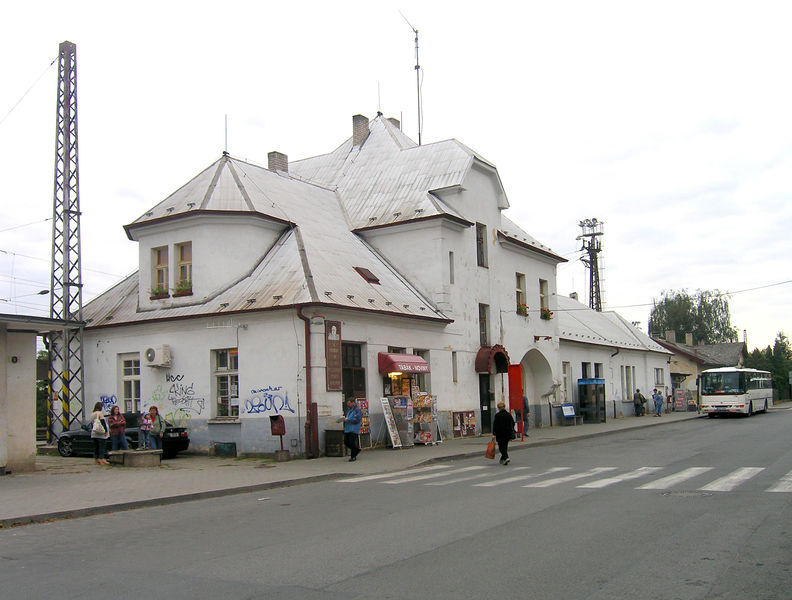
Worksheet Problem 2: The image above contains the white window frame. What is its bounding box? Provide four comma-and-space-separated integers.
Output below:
152, 246, 169, 293
655, 367, 665, 386
539, 278, 549, 310
213, 348, 239, 417
516, 272, 526, 311
119, 353, 141, 413
175, 241, 192, 291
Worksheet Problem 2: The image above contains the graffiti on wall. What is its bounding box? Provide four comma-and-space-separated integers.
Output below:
165, 373, 206, 415
100, 394, 118, 411
245, 385, 295, 415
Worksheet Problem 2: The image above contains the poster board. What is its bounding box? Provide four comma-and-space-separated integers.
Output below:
452, 410, 476, 438
380, 397, 402, 448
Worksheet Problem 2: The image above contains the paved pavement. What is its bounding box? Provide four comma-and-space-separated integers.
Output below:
1, 411, 705, 527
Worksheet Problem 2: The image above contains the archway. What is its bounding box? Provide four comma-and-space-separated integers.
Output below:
520, 349, 554, 428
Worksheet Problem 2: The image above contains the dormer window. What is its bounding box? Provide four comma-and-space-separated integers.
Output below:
175, 242, 192, 294
152, 246, 168, 296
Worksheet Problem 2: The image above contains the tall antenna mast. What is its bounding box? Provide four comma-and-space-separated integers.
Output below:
48, 40, 85, 440
401, 12, 423, 145
577, 218, 604, 312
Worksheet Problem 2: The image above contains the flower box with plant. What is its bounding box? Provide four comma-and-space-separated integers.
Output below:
149, 286, 169, 300
540, 307, 554, 320
516, 303, 529, 316
172, 279, 193, 297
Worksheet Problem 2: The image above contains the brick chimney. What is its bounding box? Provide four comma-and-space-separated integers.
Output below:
685, 332, 693, 346
352, 114, 369, 146
665, 330, 676, 343
386, 117, 401, 130
268, 151, 288, 173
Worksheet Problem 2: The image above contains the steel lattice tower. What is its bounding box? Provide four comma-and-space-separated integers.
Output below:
577, 218, 604, 312
47, 41, 85, 439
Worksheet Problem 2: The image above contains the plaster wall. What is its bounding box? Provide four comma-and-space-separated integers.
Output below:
1, 328, 36, 472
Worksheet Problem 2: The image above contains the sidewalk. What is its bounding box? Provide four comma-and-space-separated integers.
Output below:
1, 411, 703, 527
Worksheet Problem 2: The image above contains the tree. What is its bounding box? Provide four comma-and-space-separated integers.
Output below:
648, 289, 738, 344
747, 332, 792, 399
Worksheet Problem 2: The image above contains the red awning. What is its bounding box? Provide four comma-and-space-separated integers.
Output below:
475, 344, 511, 374
378, 353, 430, 374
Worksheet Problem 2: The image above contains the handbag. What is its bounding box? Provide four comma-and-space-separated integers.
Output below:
485, 439, 496, 460
92, 418, 106, 436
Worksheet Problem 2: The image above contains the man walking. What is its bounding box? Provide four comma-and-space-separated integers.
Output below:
633, 389, 646, 416
492, 401, 516, 465
342, 397, 362, 461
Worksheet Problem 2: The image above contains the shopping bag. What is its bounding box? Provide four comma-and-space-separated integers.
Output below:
485, 440, 496, 460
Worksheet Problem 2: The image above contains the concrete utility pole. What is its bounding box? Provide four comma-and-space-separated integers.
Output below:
47, 40, 85, 440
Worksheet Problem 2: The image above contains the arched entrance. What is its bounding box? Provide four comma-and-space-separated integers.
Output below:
520, 349, 554, 428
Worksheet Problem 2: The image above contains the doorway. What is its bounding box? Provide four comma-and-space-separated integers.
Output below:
479, 374, 492, 434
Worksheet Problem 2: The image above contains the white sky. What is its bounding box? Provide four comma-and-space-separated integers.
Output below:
1, 0, 789, 350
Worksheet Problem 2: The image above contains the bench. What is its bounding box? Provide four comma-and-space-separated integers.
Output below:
107, 449, 162, 467
561, 404, 584, 426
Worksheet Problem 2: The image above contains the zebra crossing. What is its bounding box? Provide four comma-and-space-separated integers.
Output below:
336, 464, 792, 493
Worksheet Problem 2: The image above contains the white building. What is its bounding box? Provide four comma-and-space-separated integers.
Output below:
557, 294, 673, 421
82, 114, 569, 456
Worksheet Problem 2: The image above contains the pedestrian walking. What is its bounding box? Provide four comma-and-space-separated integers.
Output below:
89, 402, 109, 465
652, 388, 663, 417
107, 405, 129, 451
148, 405, 166, 450
139, 409, 153, 449
633, 389, 646, 417
492, 401, 516, 465
342, 397, 362, 462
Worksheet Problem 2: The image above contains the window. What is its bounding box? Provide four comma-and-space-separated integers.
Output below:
175, 242, 192, 291
594, 363, 603, 378
476, 223, 488, 267
413, 349, 431, 392
449, 252, 455, 284
581, 362, 591, 379
120, 354, 141, 413
342, 343, 366, 410
620, 365, 626, 399
152, 246, 168, 293
451, 351, 458, 383
214, 348, 239, 417
478, 303, 489, 346
539, 278, 549, 310
516, 273, 526, 311
655, 368, 665, 386
562, 361, 572, 403
354, 266, 380, 284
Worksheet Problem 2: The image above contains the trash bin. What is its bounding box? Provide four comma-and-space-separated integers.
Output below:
325, 430, 345, 457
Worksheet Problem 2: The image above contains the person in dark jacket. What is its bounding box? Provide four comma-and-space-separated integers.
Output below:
342, 398, 363, 462
491, 401, 515, 465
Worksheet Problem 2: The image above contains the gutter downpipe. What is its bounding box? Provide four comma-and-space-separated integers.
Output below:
297, 307, 319, 458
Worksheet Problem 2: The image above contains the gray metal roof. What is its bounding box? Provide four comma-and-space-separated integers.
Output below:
558, 296, 671, 353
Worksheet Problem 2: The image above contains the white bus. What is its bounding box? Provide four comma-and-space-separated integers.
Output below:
700, 367, 774, 417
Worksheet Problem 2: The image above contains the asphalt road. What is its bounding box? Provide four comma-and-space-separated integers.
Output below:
2, 408, 791, 600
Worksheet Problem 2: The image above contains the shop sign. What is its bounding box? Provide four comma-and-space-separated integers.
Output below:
325, 320, 342, 391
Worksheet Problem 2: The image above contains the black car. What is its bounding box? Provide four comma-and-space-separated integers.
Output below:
57, 412, 190, 459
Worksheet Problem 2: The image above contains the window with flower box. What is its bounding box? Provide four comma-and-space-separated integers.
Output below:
152, 246, 169, 296
174, 241, 192, 295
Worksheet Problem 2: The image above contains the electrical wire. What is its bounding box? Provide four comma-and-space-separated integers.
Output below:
0, 217, 52, 234
0, 57, 56, 128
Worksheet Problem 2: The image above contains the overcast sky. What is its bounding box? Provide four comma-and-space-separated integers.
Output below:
1, 0, 789, 350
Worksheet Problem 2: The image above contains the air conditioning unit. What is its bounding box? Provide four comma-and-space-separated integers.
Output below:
144, 344, 171, 367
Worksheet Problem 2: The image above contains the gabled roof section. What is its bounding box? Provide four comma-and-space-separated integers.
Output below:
653, 338, 746, 367
289, 115, 504, 230
498, 215, 566, 263
124, 153, 293, 239
558, 296, 671, 354
85, 155, 451, 328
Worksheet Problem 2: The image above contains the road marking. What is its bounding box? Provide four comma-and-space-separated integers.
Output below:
474, 467, 571, 487
699, 467, 765, 492
336, 465, 451, 483
426, 467, 531, 486
767, 469, 792, 492
637, 467, 713, 490
578, 467, 665, 488
382, 465, 487, 484
523, 467, 618, 488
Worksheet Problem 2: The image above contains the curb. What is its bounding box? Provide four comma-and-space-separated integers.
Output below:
3, 413, 705, 528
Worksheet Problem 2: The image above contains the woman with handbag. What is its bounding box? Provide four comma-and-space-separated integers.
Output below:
148, 405, 166, 451
492, 401, 516, 465
89, 402, 110, 465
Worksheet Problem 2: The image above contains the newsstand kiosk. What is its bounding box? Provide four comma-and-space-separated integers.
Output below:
378, 352, 438, 446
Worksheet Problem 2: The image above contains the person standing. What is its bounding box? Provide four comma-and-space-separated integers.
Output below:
89, 402, 109, 465
633, 389, 646, 417
652, 388, 663, 417
148, 405, 166, 451
107, 405, 129, 451
492, 401, 516, 465
139, 409, 153, 450
342, 397, 362, 462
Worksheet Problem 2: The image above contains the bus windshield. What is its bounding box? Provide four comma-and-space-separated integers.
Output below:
701, 372, 746, 395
